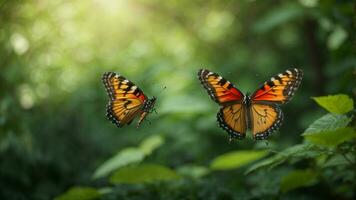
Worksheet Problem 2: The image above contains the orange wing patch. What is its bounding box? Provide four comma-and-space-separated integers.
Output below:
217, 104, 247, 139
107, 98, 143, 127
198, 69, 244, 105
102, 72, 146, 127
251, 68, 303, 104
103, 72, 146, 102
250, 103, 283, 140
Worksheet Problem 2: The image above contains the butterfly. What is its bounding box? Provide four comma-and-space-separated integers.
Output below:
198, 68, 303, 140
102, 72, 156, 128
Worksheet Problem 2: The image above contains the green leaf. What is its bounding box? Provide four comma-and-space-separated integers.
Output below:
93, 147, 144, 179
303, 127, 356, 147
280, 170, 318, 193
327, 26, 348, 50
110, 164, 181, 184
302, 113, 355, 147
244, 154, 286, 175
177, 165, 210, 178
245, 144, 324, 174
323, 154, 355, 167
54, 187, 101, 200
312, 94, 354, 114
210, 150, 268, 170
303, 113, 351, 135
139, 135, 164, 156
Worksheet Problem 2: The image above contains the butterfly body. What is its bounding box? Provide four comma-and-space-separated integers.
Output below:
198, 68, 302, 140
137, 97, 156, 127
102, 72, 156, 128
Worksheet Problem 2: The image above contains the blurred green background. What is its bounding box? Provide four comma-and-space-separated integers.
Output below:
0, 0, 355, 199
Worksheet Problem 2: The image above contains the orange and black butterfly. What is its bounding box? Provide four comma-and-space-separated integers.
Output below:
198, 68, 303, 140
102, 72, 156, 128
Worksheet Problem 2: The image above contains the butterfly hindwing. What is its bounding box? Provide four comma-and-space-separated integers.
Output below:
251, 68, 303, 104
250, 103, 283, 140
198, 69, 244, 105
217, 104, 247, 139
102, 72, 146, 127
106, 98, 143, 127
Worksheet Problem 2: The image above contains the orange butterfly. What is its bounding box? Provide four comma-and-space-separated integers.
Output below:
198, 68, 303, 140
102, 72, 156, 128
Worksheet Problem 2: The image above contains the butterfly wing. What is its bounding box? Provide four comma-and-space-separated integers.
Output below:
250, 103, 283, 140
198, 69, 247, 139
102, 72, 146, 127
198, 69, 244, 105
251, 68, 303, 104
249, 68, 302, 139
217, 104, 247, 139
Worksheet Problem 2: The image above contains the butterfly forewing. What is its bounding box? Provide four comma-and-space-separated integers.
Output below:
198, 69, 244, 105
217, 104, 247, 139
251, 68, 303, 104
102, 72, 146, 127
250, 103, 283, 140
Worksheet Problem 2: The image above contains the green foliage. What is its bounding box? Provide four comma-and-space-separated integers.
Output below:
303, 113, 351, 134
109, 164, 181, 184
247, 94, 355, 198
245, 144, 324, 174
177, 165, 210, 178
93, 135, 164, 179
138, 135, 164, 156
312, 94, 354, 114
54, 187, 101, 200
302, 109, 355, 147
93, 148, 145, 179
323, 154, 355, 167
303, 127, 356, 147
210, 150, 268, 170
280, 170, 318, 193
